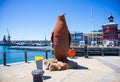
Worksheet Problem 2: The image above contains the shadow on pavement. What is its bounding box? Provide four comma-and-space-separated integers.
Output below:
77, 65, 89, 70
43, 76, 52, 80
4, 65, 11, 67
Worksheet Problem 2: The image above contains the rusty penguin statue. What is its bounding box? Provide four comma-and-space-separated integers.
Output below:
51, 14, 71, 61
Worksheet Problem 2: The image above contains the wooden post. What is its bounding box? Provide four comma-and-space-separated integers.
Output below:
46, 50, 48, 59
102, 47, 104, 56
118, 48, 120, 56
3, 52, 6, 66
84, 45, 88, 58
87, 48, 88, 58
24, 51, 27, 63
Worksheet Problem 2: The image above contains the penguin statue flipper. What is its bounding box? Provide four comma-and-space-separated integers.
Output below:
51, 32, 54, 49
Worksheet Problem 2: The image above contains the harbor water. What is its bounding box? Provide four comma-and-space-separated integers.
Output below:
0, 46, 53, 65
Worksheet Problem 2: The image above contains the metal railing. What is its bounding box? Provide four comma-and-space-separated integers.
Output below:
0, 50, 50, 66
71, 46, 120, 56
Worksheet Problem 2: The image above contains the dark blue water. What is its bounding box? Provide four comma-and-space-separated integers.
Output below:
0, 46, 53, 64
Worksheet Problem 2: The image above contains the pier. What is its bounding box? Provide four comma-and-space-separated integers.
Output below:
9, 46, 53, 51
9, 46, 120, 56
71, 46, 120, 56
1, 46, 120, 66
1, 57, 120, 82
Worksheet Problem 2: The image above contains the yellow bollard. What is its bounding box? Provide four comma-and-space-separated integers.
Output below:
35, 56, 43, 69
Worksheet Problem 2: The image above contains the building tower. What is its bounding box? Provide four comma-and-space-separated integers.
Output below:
3, 35, 7, 43
102, 15, 118, 46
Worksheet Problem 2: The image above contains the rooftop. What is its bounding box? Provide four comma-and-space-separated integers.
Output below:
102, 22, 118, 26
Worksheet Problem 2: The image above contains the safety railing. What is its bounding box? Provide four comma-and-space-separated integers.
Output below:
71, 46, 120, 56
0, 50, 52, 66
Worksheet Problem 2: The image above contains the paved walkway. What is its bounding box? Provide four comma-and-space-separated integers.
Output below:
92, 56, 120, 82
0, 57, 120, 82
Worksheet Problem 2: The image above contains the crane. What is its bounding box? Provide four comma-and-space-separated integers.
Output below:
7, 28, 11, 42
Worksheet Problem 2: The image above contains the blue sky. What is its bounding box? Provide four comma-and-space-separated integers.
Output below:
0, 0, 120, 40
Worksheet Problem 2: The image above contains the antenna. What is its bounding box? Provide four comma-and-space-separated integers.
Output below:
83, 33, 84, 41
45, 35, 46, 41
90, 4, 94, 41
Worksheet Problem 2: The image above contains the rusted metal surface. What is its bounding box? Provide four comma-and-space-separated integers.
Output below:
51, 14, 71, 61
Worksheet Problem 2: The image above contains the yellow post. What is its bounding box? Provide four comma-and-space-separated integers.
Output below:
35, 56, 43, 69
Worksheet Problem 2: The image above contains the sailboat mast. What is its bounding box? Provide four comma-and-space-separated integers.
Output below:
91, 5, 94, 41
7, 28, 10, 36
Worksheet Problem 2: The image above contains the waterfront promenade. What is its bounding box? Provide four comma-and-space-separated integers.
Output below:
9, 46, 120, 56
0, 56, 120, 82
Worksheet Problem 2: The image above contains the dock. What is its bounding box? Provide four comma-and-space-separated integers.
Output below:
0, 57, 120, 82
71, 46, 120, 56
9, 46, 53, 51
9, 46, 120, 56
